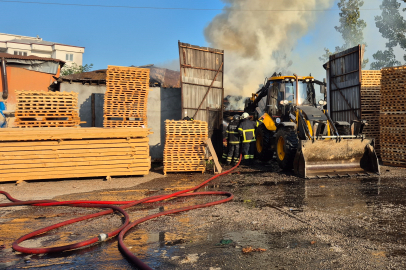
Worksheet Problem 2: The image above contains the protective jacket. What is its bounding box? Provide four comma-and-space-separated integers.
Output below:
238, 119, 262, 143
227, 120, 240, 144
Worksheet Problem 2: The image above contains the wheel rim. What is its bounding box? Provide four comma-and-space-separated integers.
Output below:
256, 132, 263, 153
277, 136, 285, 160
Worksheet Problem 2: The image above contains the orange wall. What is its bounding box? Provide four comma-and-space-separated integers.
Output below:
0, 65, 60, 110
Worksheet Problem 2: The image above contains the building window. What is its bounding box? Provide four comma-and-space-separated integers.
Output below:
66, 53, 73, 61
14, 51, 27, 56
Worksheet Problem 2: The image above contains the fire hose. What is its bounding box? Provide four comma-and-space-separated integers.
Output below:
0, 154, 242, 270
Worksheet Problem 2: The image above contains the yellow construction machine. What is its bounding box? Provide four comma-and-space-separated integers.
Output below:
244, 72, 380, 178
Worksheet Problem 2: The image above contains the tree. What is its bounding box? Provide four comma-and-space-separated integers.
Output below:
371, 47, 401, 70
61, 63, 93, 76
370, 0, 406, 69
319, 47, 339, 63
319, 0, 368, 67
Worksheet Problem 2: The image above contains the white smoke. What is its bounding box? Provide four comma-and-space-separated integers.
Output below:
204, 0, 335, 97
224, 95, 246, 111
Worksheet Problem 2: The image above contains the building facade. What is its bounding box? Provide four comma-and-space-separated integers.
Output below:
0, 33, 84, 66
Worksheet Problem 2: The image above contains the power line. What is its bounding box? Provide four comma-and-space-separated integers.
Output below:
0, 0, 391, 11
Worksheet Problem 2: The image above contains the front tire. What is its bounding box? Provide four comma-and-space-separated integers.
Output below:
275, 127, 299, 171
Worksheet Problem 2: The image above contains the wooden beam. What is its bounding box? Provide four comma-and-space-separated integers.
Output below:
205, 138, 222, 174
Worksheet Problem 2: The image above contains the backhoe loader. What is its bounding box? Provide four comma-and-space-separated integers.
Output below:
244, 72, 380, 178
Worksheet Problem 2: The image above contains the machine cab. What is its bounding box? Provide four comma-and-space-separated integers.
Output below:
265, 75, 319, 119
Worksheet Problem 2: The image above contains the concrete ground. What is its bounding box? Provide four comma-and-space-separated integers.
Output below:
1, 163, 406, 269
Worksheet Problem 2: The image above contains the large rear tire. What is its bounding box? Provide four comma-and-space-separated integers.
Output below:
275, 127, 299, 171
255, 125, 273, 161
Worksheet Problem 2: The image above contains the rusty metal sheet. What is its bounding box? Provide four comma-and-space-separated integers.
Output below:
327, 45, 364, 124
60, 66, 181, 88
61, 69, 107, 81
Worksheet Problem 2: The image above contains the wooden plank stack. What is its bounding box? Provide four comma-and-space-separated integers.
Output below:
380, 65, 406, 167
361, 70, 382, 157
0, 127, 151, 183
15, 90, 81, 127
104, 65, 150, 128
163, 120, 208, 175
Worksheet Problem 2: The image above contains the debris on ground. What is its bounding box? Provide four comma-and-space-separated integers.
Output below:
215, 239, 233, 246
242, 246, 267, 253
165, 239, 186, 246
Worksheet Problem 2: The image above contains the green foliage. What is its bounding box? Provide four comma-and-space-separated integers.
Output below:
61, 63, 94, 76
370, 0, 406, 69
371, 47, 401, 70
319, 47, 339, 63
320, 0, 368, 67
335, 0, 367, 50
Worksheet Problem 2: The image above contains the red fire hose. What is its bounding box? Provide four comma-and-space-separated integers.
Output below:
0, 155, 241, 269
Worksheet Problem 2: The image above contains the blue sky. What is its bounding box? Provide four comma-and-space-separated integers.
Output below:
0, 0, 404, 84
0, 0, 225, 69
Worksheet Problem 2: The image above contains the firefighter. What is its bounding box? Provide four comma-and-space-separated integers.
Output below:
238, 112, 263, 165
226, 114, 241, 165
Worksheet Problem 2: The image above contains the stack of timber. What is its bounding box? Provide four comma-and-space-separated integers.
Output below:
361, 70, 382, 157
15, 90, 81, 127
104, 65, 150, 128
164, 120, 208, 175
380, 65, 406, 167
0, 127, 151, 183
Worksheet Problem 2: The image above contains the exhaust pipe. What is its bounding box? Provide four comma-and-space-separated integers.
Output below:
1, 58, 8, 100
293, 74, 298, 106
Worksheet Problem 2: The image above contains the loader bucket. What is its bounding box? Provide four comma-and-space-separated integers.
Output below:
293, 138, 380, 178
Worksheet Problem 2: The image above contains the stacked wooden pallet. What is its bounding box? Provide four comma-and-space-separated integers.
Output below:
380, 65, 406, 167
361, 70, 382, 157
164, 120, 208, 175
104, 65, 150, 128
0, 127, 151, 183
15, 91, 81, 127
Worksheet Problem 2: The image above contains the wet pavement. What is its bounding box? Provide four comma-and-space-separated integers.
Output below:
1, 163, 406, 269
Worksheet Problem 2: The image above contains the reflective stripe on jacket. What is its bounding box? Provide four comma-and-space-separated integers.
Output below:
238, 118, 262, 143
227, 120, 240, 144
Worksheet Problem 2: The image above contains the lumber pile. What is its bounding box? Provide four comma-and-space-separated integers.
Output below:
15, 90, 81, 127
361, 70, 381, 157
104, 65, 150, 128
163, 120, 208, 175
0, 127, 151, 183
380, 65, 406, 167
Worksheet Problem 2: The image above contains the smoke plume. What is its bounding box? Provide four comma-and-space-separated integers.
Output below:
205, 0, 334, 98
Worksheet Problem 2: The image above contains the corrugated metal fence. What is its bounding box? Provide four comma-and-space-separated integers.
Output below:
178, 41, 224, 156
327, 45, 364, 124
178, 41, 224, 129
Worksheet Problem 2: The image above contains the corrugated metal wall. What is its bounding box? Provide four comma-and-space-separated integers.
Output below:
328, 45, 364, 124
178, 41, 224, 130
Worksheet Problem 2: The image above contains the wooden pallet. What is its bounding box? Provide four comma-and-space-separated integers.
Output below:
0, 127, 151, 183
163, 120, 208, 175
361, 70, 382, 157
380, 66, 406, 166
15, 91, 81, 128
103, 66, 150, 128
361, 70, 382, 86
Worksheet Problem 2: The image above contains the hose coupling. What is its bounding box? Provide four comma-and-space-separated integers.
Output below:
98, 233, 108, 242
